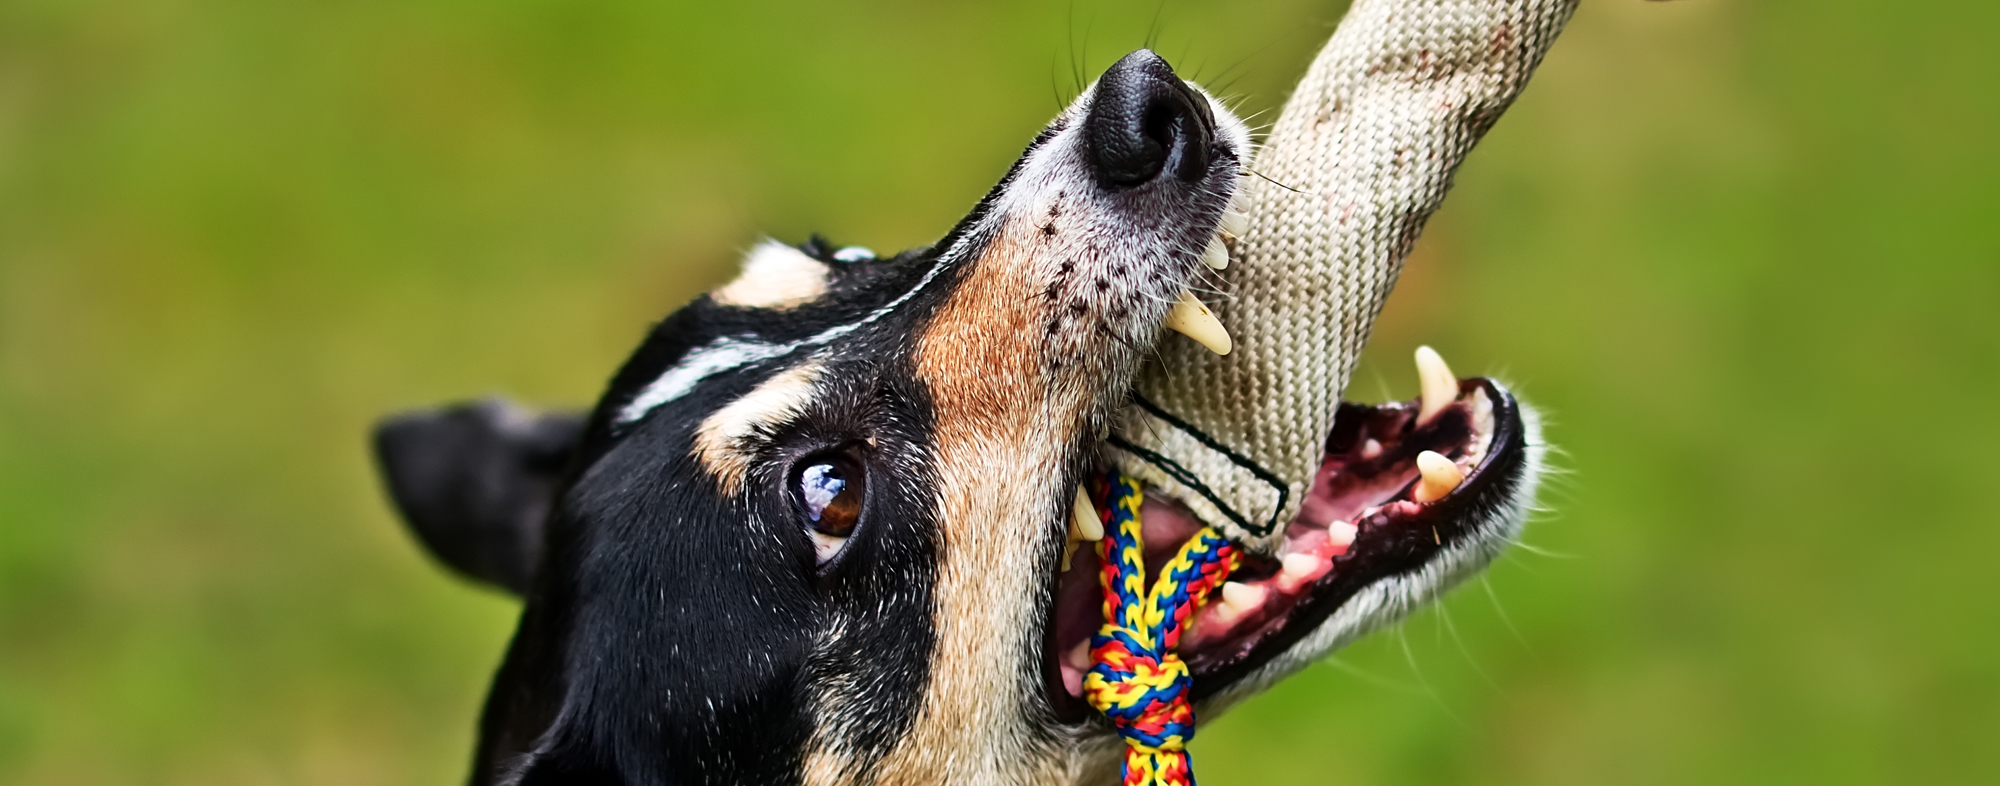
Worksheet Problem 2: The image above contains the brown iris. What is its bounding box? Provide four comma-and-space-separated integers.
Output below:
794, 455, 864, 539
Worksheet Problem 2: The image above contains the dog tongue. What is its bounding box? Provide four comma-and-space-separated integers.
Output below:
1110, 0, 1577, 555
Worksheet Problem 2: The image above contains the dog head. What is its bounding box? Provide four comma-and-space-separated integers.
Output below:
376, 49, 1542, 785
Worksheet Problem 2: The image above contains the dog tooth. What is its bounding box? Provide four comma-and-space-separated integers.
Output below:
1071, 487, 1103, 542
1280, 553, 1322, 580
1414, 345, 1458, 426
1220, 581, 1268, 612
1413, 450, 1465, 503
1327, 519, 1357, 549
1220, 209, 1250, 239
1164, 290, 1233, 355
1275, 553, 1331, 593
1360, 438, 1383, 459
1201, 235, 1229, 270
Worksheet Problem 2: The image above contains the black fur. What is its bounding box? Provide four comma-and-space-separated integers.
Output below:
450, 220, 986, 783
373, 125, 1053, 783
374, 399, 583, 594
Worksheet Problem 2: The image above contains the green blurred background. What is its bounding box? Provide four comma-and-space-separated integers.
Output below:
3, 0, 1997, 783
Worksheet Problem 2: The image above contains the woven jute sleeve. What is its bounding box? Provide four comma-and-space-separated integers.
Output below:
1111, 0, 1577, 553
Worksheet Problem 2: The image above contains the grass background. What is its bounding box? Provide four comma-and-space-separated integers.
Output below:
3, 0, 1997, 783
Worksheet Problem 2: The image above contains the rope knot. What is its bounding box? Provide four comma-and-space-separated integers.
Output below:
1081, 474, 1238, 786
1084, 627, 1195, 754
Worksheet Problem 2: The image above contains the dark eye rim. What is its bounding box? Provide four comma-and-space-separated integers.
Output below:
786, 444, 870, 568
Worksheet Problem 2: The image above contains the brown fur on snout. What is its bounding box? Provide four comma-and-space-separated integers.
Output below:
796, 78, 1245, 784
809, 223, 1127, 784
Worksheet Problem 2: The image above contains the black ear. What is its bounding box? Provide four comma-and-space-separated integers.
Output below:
371, 397, 584, 595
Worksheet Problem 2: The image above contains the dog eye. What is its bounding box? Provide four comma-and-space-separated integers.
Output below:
792, 454, 865, 563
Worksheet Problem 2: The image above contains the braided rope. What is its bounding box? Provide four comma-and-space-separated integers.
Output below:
1084, 474, 1240, 786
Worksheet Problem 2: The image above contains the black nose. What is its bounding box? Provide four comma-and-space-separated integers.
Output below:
1084, 50, 1216, 189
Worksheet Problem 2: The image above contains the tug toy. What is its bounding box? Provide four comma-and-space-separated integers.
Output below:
1084, 474, 1241, 786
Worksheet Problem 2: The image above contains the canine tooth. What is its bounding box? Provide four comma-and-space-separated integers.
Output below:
1360, 438, 1383, 459
1414, 345, 1458, 426
1201, 235, 1229, 270
1071, 487, 1103, 542
1164, 290, 1233, 355
1413, 450, 1465, 503
1327, 519, 1357, 549
1220, 209, 1249, 239
1220, 581, 1267, 612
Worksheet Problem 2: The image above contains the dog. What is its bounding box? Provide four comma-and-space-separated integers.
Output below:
374, 49, 1544, 786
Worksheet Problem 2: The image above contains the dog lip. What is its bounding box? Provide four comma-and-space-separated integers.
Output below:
1084, 49, 1216, 189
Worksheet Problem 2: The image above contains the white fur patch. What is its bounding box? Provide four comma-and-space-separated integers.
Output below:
617, 243, 962, 426
712, 240, 832, 309
621, 337, 795, 425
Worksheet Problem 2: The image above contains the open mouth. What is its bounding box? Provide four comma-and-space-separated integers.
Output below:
1042, 353, 1530, 720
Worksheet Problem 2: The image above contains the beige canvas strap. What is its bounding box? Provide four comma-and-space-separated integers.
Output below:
1113, 0, 1579, 552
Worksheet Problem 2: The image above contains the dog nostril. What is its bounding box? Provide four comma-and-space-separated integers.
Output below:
1084, 49, 1216, 189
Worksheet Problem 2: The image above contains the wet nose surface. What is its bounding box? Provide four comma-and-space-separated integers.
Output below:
1084, 49, 1217, 189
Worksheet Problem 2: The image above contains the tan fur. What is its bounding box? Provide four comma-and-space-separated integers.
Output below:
692, 360, 825, 495
712, 241, 831, 309
803, 229, 1079, 785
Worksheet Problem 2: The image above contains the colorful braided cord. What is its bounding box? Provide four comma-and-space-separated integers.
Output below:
1083, 473, 1240, 786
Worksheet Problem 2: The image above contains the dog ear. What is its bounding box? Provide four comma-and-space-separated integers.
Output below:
371, 397, 584, 595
